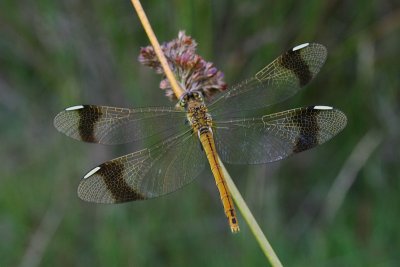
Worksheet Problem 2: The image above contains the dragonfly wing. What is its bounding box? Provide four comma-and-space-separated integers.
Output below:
54, 105, 186, 145
209, 43, 327, 117
78, 130, 206, 203
214, 106, 347, 164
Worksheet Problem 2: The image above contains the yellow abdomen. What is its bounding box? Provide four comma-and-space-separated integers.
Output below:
199, 131, 240, 233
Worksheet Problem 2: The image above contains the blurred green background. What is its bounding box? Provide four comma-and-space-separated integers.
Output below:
1, 0, 399, 266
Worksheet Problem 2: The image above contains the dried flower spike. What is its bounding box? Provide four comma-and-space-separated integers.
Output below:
138, 31, 227, 100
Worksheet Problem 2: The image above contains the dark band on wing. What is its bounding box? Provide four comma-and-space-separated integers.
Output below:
98, 161, 145, 202
280, 48, 312, 86
77, 105, 102, 142
293, 107, 320, 153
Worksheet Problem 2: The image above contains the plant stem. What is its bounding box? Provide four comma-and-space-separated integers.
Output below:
220, 160, 283, 266
130, 0, 283, 266
130, 0, 185, 98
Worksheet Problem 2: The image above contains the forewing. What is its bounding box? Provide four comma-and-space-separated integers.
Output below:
214, 106, 347, 164
78, 130, 206, 203
209, 43, 327, 117
54, 105, 186, 145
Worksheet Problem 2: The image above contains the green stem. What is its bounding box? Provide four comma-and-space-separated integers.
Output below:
220, 158, 283, 267
130, 0, 283, 266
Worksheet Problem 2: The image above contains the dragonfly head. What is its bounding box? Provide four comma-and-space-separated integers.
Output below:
178, 91, 204, 109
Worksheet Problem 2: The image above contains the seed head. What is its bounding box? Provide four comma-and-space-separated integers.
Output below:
138, 31, 227, 100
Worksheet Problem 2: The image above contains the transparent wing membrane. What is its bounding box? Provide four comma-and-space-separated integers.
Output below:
78, 130, 206, 203
214, 106, 347, 164
54, 105, 187, 145
209, 43, 327, 118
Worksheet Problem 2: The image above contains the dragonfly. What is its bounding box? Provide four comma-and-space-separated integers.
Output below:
54, 43, 347, 233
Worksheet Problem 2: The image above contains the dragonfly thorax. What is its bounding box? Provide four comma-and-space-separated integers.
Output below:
183, 93, 213, 136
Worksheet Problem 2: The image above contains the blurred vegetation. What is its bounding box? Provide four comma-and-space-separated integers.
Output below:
1, 0, 399, 266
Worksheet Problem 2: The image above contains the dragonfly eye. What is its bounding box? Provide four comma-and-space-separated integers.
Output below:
193, 92, 203, 101
178, 94, 189, 107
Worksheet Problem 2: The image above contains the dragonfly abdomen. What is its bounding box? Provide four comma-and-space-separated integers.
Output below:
183, 94, 239, 232
199, 130, 240, 233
